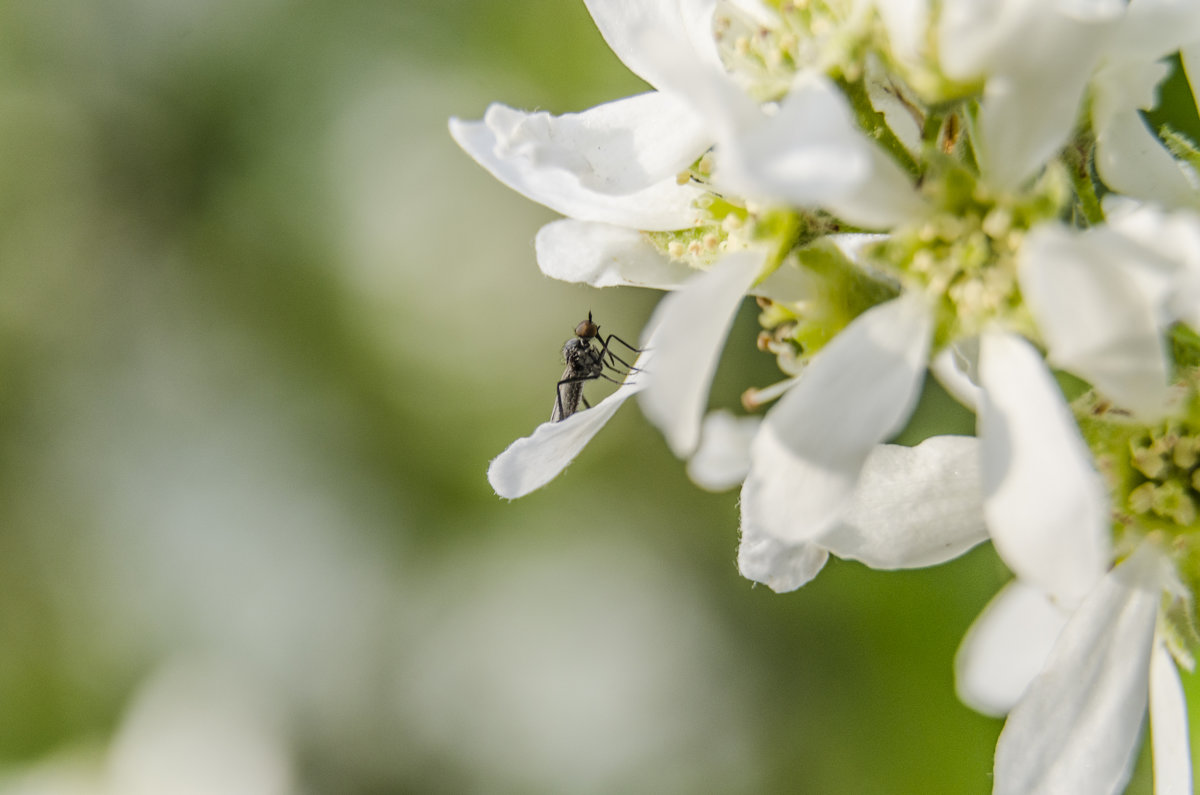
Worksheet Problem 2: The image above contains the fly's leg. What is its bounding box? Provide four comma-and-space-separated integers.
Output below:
553, 372, 601, 421
604, 332, 643, 355
599, 334, 644, 372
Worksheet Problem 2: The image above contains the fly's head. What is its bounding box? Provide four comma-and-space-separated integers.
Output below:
574, 312, 600, 342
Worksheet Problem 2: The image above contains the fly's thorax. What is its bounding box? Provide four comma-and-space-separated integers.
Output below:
562, 338, 604, 376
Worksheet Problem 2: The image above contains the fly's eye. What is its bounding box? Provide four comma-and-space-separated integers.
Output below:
575, 318, 599, 339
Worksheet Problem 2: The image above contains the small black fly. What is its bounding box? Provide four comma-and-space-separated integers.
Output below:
551, 313, 641, 422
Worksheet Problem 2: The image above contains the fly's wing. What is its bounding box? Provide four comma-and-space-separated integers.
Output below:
551, 365, 586, 422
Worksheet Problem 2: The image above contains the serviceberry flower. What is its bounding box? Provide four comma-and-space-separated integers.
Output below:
456, 0, 1200, 788
458, 0, 1200, 589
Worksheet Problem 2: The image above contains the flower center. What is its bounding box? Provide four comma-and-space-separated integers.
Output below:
714, 0, 867, 99
1074, 382, 1200, 664
871, 159, 1069, 347
1076, 382, 1200, 541
1127, 422, 1200, 528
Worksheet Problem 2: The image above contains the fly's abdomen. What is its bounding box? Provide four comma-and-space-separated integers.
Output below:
551, 369, 586, 422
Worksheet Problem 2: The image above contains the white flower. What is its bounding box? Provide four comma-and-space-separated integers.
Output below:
466, 0, 1186, 592
458, 1, 1200, 789
961, 543, 1191, 795
461, 0, 1200, 636
956, 374, 1200, 793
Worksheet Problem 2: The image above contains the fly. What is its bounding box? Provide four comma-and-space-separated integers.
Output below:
551, 312, 641, 422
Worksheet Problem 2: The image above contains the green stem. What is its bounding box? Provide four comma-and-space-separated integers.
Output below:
835, 76, 920, 178
1063, 134, 1104, 227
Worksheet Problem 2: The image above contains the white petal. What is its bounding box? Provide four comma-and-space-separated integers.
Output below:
993, 545, 1165, 795
821, 435, 989, 569
939, 0, 1118, 77
1108, 202, 1200, 272
583, 0, 724, 92
638, 250, 764, 457
955, 580, 1069, 718
978, 331, 1111, 605
941, 4, 1112, 190
717, 73, 924, 227
1020, 223, 1173, 418
930, 340, 982, 412
487, 374, 643, 499
821, 142, 928, 229
874, 0, 929, 65
1091, 56, 1169, 132
740, 293, 933, 544
1107, 206, 1200, 331
715, 73, 866, 198
1150, 638, 1192, 795
622, 12, 761, 135
937, 0, 1021, 79
737, 526, 828, 593
1055, 0, 1126, 22
976, 63, 1099, 192
1091, 54, 1196, 207
750, 259, 820, 304
686, 410, 760, 491
448, 94, 708, 231
1116, 0, 1200, 62
535, 220, 697, 289
1095, 111, 1197, 209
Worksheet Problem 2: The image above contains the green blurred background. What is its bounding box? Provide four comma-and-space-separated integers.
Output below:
0, 1, 1193, 792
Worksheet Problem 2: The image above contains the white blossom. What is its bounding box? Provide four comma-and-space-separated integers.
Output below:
981, 544, 1190, 795
457, 0, 1200, 788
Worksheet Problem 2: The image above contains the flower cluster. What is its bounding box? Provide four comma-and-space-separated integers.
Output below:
451, 1, 1200, 791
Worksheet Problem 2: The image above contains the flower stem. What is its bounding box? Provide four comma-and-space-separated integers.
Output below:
835, 76, 920, 178
1063, 134, 1104, 227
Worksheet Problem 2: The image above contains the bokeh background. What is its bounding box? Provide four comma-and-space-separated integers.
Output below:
0, 1, 1196, 792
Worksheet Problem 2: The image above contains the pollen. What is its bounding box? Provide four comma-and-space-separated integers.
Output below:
1101, 412, 1200, 536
